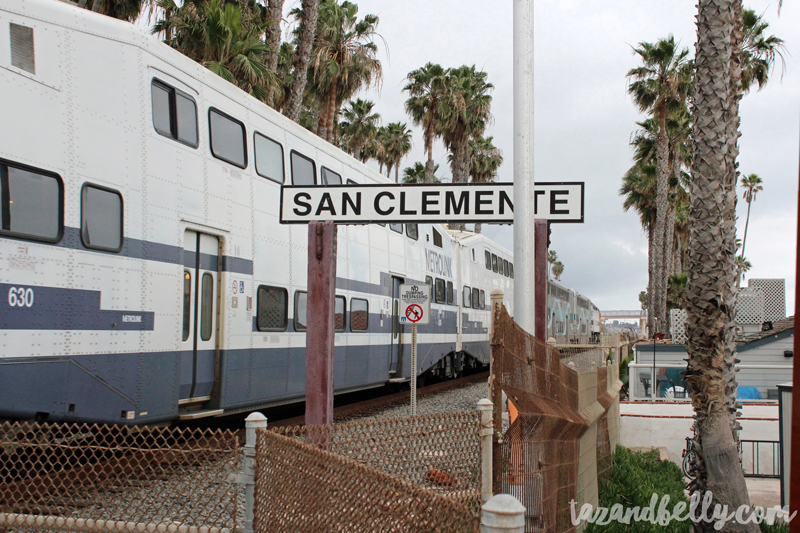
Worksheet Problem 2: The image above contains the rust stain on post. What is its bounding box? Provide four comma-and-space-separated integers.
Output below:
534, 220, 548, 342
305, 220, 337, 427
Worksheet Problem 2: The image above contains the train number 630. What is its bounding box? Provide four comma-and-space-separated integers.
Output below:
7, 287, 34, 308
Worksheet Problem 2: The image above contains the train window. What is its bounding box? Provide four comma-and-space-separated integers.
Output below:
351, 298, 369, 331
200, 273, 214, 341
291, 151, 316, 185
510, 263, 514, 279
485, 250, 491, 270
209, 108, 247, 168
435, 278, 446, 303
254, 133, 285, 184
492, 254, 498, 273
472, 287, 480, 309
81, 184, 123, 252
321, 167, 342, 185
504, 259, 509, 277
406, 223, 419, 240
389, 223, 403, 234
480, 290, 486, 310
294, 291, 308, 331
335, 296, 346, 332
425, 276, 433, 287
432, 229, 443, 248
463, 286, 471, 308
182, 272, 191, 341
447, 281, 454, 305
0, 161, 62, 243
151, 79, 198, 147
257, 285, 288, 331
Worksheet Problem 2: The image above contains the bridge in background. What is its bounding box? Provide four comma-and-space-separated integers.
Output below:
600, 310, 648, 336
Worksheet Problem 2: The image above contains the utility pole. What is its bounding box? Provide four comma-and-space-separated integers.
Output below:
513, 0, 536, 335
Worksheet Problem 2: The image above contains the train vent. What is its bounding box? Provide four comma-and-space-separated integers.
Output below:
10, 23, 35, 75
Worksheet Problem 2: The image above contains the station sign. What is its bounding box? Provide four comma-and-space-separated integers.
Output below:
279, 182, 584, 224
399, 284, 431, 325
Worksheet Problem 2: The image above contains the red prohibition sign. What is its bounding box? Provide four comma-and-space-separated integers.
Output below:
405, 304, 423, 323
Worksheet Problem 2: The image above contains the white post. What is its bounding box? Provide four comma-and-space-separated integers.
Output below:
478, 398, 494, 503
411, 323, 418, 415
513, 0, 536, 335
481, 494, 526, 533
244, 412, 267, 533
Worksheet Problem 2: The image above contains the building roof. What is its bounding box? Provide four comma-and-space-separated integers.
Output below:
736, 316, 794, 348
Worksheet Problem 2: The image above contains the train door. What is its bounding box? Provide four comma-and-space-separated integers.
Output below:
180, 230, 220, 403
389, 276, 405, 376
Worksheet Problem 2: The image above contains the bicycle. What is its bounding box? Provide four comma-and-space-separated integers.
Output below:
682, 433, 696, 480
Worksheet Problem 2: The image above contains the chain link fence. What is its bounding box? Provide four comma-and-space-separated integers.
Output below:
0, 422, 241, 533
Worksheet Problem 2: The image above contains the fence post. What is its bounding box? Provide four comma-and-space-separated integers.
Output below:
481, 494, 526, 533
244, 412, 267, 533
478, 398, 494, 503
490, 289, 504, 494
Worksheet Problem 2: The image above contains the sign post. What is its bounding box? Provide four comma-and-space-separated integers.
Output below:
399, 284, 431, 415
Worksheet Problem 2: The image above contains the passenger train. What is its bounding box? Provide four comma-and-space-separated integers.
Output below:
0, 0, 600, 424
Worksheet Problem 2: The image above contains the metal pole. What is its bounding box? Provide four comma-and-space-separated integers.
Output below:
243, 412, 267, 533
478, 398, 494, 503
790, 127, 800, 533
490, 289, 505, 494
481, 494, 526, 533
411, 323, 418, 415
534, 220, 548, 341
513, 0, 536, 335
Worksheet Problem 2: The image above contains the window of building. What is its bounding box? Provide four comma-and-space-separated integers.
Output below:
335, 295, 346, 332
209, 108, 246, 168
435, 278, 446, 303
182, 271, 191, 341
151, 79, 198, 147
257, 285, 288, 331
480, 290, 485, 310
321, 167, 342, 185
510, 263, 514, 279
492, 254, 498, 273
472, 287, 480, 309
485, 250, 491, 270
294, 291, 308, 331
0, 161, 62, 242
81, 184, 123, 252
291, 151, 316, 185
351, 298, 369, 331
254, 133, 284, 184
447, 281, 454, 305
406, 223, 419, 240
389, 223, 403, 234
200, 273, 214, 341
504, 259, 509, 277
433, 229, 443, 248
425, 276, 433, 287
463, 286, 471, 308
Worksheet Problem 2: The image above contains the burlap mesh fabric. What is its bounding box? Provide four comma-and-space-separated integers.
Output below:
273, 411, 482, 507
0, 422, 240, 532
253, 430, 479, 533
491, 303, 588, 533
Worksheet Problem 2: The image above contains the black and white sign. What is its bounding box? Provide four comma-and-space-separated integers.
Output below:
279, 182, 584, 224
399, 284, 430, 325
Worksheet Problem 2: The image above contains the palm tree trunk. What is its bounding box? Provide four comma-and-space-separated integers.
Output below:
653, 103, 670, 332
265, 0, 284, 72
395, 164, 399, 183
686, 0, 755, 528
325, 78, 338, 143
450, 139, 470, 231
741, 200, 752, 258
283, 0, 319, 122
474, 223, 482, 234
648, 223, 656, 335
424, 129, 435, 184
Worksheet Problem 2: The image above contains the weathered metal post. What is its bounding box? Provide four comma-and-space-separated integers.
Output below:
490, 289, 504, 494
305, 220, 337, 426
244, 412, 267, 533
478, 398, 494, 503
513, 0, 536, 335
481, 494, 526, 533
534, 220, 548, 341
411, 323, 418, 415
790, 130, 800, 533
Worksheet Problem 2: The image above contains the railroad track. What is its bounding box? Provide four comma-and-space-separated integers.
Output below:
271, 370, 489, 428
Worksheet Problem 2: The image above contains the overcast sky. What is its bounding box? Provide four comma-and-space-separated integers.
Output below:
276, 1, 800, 312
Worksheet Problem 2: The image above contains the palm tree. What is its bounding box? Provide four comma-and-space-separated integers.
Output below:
739, 173, 763, 260
552, 261, 564, 281
404, 63, 448, 184
403, 162, 439, 184
627, 36, 690, 333
381, 122, 413, 182
685, 0, 757, 526
467, 136, 503, 233
741, 8, 786, 93
283, 0, 320, 122
264, 0, 284, 72
310, 1, 383, 142
338, 99, 380, 163
547, 250, 558, 279
86, 0, 147, 21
